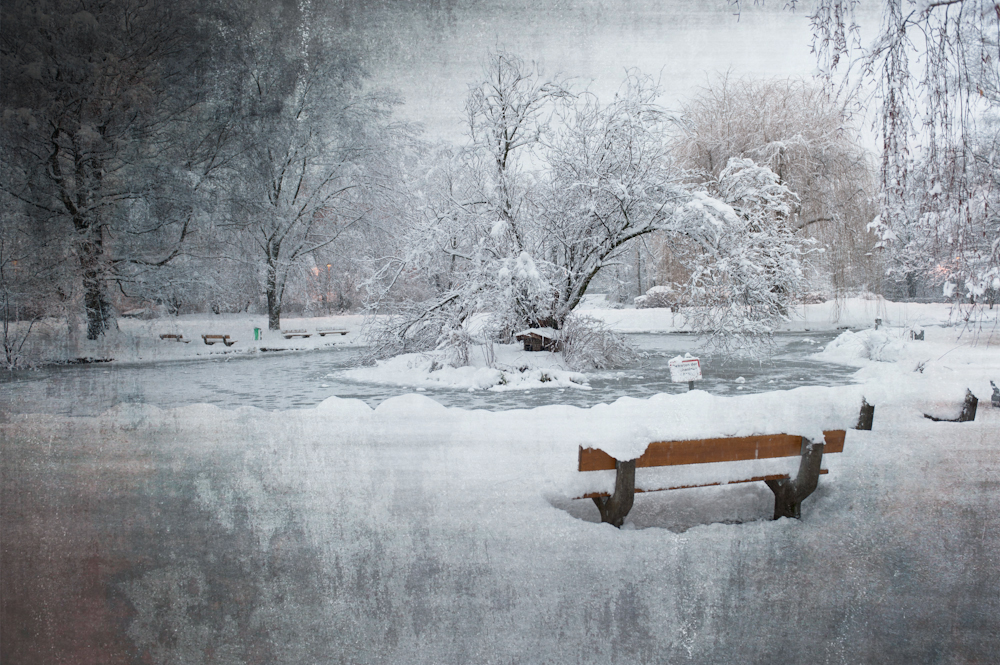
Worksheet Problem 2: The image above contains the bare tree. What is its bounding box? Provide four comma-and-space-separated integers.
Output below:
806, 0, 1000, 300
0, 0, 212, 338
223, 2, 406, 330
0, 203, 64, 368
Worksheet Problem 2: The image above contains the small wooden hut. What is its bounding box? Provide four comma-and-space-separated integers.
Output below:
515, 328, 561, 352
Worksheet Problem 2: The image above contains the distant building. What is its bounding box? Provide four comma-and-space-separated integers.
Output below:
515, 328, 561, 352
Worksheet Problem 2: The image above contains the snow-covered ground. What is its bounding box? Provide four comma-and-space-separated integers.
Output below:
10, 297, 999, 401
579, 295, 999, 334
9, 312, 369, 366
3, 298, 1000, 662
4, 380, 998, 662
7, 297, 996, 367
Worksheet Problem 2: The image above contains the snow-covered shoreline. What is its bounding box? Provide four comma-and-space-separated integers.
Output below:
7, 297, 999, 369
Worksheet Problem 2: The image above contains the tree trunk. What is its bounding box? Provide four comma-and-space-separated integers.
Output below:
266, 257, 282, 331
79, 227, 113, 340
266, 280, 281, 331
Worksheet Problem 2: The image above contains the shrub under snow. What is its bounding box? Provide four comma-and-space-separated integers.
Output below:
560, 314, 639, 370
634, 285, 684, 310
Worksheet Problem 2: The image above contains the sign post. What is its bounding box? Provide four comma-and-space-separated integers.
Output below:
668, 354, 702, 391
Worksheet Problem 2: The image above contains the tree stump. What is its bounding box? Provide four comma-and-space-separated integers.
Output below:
856, 399, 875, 430
924, 390, 977, 422
958, 389, 978, 422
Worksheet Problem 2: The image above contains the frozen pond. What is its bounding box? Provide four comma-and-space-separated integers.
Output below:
1, 332, 858, 416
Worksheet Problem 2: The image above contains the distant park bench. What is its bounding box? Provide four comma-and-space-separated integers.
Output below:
923, 389, 978, 422
282, 329, 311, 339
202, 334, 235, 346
317, 328, 349, 336
159, 333, 190, 343
578, 400, 875, 527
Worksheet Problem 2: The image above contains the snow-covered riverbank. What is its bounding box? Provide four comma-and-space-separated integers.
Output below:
8, 297, 999, 369
7, 312, 369, 366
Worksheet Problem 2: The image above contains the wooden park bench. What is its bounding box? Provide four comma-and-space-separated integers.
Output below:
923, 389, 978, 422
578, 400, 875, 527
159, 333, 190, 343
282, 329, 311, 339
202, 334, 235, 346
317, 328, 349, 336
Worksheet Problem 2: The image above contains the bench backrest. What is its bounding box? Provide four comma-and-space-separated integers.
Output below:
579, 430, 846, 472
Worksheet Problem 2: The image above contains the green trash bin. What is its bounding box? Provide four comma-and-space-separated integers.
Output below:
254, 327, 261, 341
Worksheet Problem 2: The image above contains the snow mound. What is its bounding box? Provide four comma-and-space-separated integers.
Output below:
312, 385, 869, 464
306, 385, 871, 497
340, 345, 590, 392
815, 329, 907, 364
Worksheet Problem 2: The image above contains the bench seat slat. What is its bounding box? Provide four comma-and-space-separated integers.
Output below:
580, 469, 830, 499
579, 430, 846, 472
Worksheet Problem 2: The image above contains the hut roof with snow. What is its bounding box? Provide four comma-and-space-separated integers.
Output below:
515, 327, 561, 352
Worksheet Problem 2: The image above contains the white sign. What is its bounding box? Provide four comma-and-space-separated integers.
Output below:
668, 355, 702, 383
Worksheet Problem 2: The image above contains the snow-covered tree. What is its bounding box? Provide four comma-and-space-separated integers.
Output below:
366, 53, 810, 361
675, 75, 880, 294
364, 52, 571, 356
679, 158, 811, 353
538, 75, 691, 326
222, 1, 407, 330
365, 60, 694, 358
0, 0, 213, 338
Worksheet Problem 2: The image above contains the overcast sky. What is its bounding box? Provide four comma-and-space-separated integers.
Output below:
351, 0, 881, 143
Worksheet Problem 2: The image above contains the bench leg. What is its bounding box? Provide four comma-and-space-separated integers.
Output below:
765, 438, 825, 520
591, 459, 636, 528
